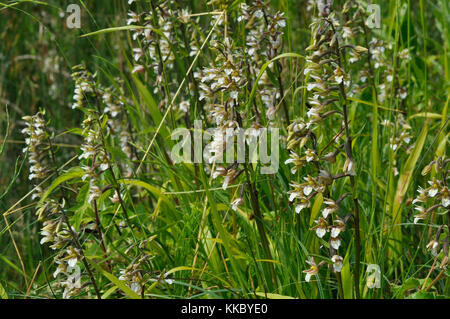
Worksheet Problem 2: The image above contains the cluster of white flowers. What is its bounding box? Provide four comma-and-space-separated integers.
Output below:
78, 114, 107, 203
128, 1, 176, 84
72, 65, 136, 201
52, 246, 82, 299
42, 49, 63, 97
127, 1, 286, 203
128, 1, 197, 115
362, 40, 411, 103
118, 264, 144, 295
379, 115, 414, 176
38, 200, 83, 299
71, 66, 95, 109
195, 38, 246, 110
118, 254, 155, 295
412, 157, 449, 269
23, 113, 84, 299
387, 115, 412, 152
22, 113, 50, 199
240, 2, 286, 119
287, 0, 370, 281
195, 1, 286, 195
102, 86, 136, 177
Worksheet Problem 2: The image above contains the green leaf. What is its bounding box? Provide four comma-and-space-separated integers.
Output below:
389, 122, 428, 257
132, 76, 171, 146
408, 291, 447, 299
309, 192, 323, 226
0, 281, 8, 299
0, 105, 9, 156
39, 167, 84, 205
164, 266, 232, 287
392, 277, 421, 298
246, 53, 304, 110
408, 112, 442, 120
341, 242, 353, 299
97, 268, 142, 299
101, 286, 118, 299
254, 292, 295, 299
81, 25, 146, 38
117, 179, 174, 209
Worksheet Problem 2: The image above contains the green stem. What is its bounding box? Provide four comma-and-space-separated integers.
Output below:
243, 164, 278, 290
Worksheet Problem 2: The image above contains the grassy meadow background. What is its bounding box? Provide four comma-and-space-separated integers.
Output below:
0, 0, 449, 299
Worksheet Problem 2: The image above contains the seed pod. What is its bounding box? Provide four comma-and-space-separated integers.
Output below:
421, 162, 433, 176
354, 45, 368, 53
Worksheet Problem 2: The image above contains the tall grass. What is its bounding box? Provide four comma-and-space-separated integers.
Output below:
0, 0, 448, 299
